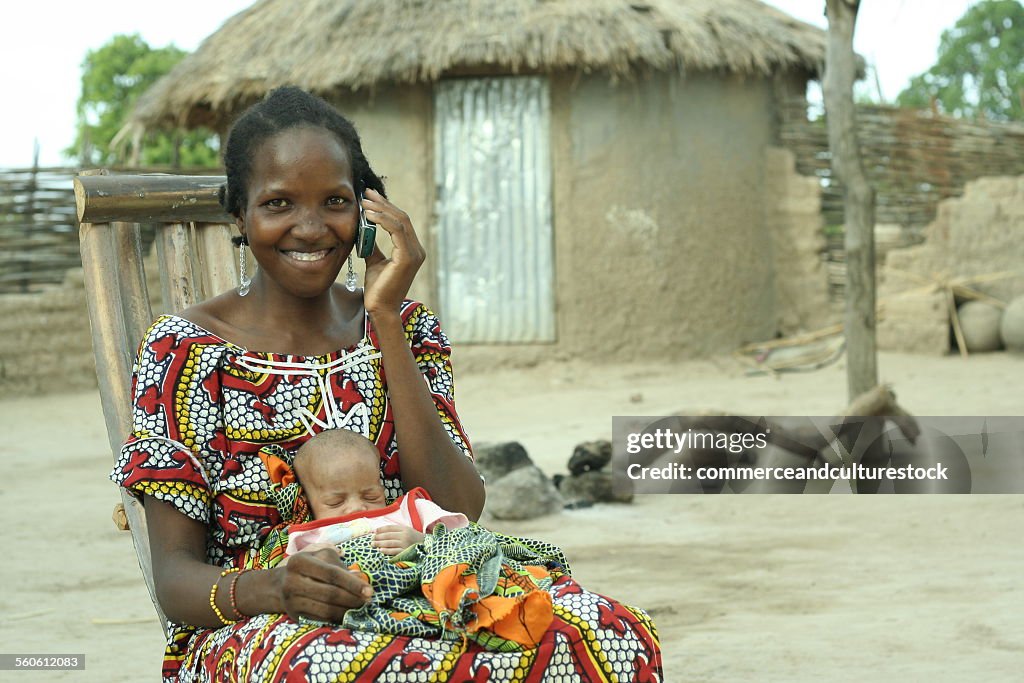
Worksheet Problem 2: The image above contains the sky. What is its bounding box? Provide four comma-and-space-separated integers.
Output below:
0, 0, 980, 168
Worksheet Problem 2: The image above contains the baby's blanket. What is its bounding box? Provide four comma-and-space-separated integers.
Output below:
249, 522, 569, 651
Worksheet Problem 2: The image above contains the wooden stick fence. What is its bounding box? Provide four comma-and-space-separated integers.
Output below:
779, 99, 1024, 231
0, 166, 221, 293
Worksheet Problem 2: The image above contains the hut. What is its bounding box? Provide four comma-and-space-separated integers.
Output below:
128, 0, 828, 362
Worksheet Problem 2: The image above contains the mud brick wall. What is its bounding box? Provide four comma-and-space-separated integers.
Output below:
0, 269, 97, 395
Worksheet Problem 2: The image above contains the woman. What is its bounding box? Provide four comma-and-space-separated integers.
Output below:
112, 86, 661, 681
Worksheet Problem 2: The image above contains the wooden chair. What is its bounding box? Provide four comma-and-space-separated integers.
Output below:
75, 171, 235, 633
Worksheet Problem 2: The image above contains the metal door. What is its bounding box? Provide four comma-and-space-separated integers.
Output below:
434, 77, 555, 343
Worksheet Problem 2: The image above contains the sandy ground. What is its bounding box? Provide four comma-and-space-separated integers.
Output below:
0, 350, 1022, 682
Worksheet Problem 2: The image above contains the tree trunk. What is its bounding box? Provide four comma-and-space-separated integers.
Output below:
824, 0, 877, 402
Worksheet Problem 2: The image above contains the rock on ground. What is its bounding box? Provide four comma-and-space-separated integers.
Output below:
484, 465, 563, 520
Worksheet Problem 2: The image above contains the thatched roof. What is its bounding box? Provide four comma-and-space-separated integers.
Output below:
132, 0, 828, 130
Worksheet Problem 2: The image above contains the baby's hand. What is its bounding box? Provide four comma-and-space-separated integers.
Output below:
372, 525, 424, 556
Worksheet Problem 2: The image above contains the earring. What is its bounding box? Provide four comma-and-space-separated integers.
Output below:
238, 238, 252, 296
345, 254, 357, 291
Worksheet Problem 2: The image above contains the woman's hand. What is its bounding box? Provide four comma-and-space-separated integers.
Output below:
271, 548, 373, 623
372, 525, 424, 556
360, 188, 425, 316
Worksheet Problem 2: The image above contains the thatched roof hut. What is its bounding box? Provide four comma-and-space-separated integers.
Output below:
131, 0, 826, 130
130, 0, 835, 361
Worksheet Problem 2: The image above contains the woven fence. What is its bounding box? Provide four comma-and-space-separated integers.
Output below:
779, 100, 1024, 304
0, 167, 82, 293
0, 165, 219, 293
779, 98, 1024, 231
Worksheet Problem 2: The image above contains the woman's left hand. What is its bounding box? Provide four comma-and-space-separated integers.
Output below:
360, 189, 425, 316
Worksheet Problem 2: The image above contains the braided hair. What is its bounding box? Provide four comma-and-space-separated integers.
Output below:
218, 86, 386, 226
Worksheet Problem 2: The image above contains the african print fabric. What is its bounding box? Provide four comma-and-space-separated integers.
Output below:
179, 574, 661, 682
111, 302, 663, 681
259, 517, 562, 652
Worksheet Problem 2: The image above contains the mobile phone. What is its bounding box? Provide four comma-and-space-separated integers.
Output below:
356, 193, 376, 258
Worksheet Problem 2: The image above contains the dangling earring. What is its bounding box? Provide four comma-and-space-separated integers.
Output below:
345, 254, 357, 291
238, 237, 252, 296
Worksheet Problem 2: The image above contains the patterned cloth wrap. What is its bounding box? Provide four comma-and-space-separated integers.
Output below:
252, 446, 561, 652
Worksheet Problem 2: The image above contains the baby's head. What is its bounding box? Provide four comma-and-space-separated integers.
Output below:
293, 429, 387, 520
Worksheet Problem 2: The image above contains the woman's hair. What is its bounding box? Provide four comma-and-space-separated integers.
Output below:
218, 86, 386, 217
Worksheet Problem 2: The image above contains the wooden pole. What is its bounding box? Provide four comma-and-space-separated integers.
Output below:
195, 222, 239, 298
824, 0, 878, 402
74, 173, 230, 224
155, 223, 202, 311
21, 142, 40, 292
78, 170, 168, 633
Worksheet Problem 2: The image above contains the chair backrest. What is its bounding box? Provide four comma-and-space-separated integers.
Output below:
75, 170, 235, 633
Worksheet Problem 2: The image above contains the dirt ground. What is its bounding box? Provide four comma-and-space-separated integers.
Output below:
0, 350, 1021, 682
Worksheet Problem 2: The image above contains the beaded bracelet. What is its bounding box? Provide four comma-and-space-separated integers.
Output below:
209, 568, 241, 626
228, 569, 248, 621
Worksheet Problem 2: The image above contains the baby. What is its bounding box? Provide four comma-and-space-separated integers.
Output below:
261, 428, 559, 651
285, 428, 469, 558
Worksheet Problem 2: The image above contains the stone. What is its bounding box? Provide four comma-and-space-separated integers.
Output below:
484, 465, 563, 520
1000, 295, 1024, 352
474, 441, 532, 482
567, 440, 612, 476
560, 470, 634, 505
957, 301, 1003, 352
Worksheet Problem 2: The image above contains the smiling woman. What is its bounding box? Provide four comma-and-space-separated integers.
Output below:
108, 86, 662, 681
235, 126, 360, 309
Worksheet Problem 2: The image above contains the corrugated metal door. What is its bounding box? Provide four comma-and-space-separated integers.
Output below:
434, 77, 555, 343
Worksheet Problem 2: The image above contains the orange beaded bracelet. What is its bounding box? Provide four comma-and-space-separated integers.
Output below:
209, 568, 241, 626
228, 569, 248, 621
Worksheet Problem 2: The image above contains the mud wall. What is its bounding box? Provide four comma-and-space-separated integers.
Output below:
764, 147, 831, 335
546, 70, 779, 360
0, 270, 96, 395
879, 175, 1024, 354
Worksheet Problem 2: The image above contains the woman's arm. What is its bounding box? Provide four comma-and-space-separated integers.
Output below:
361, 189, 486, 520
371, 312, 485, 519
145, 496, 372, 626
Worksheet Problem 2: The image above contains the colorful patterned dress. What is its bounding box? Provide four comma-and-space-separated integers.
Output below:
111, 300, 662, 682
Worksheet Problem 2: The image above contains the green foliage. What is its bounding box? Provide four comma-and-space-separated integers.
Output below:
68, 34, 219, 167
898, 0, 1024, 121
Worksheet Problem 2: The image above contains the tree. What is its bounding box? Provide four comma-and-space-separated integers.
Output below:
68, 34, 219, 167
824, 0, 877, 402
898, 0, 1024, 121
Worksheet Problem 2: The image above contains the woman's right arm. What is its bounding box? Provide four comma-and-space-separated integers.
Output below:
145, 496, 373, 627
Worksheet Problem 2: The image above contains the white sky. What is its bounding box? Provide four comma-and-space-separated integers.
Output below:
0, 0, 978, 168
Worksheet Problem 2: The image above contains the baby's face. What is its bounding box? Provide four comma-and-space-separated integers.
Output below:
299, 446, 387, 520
